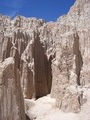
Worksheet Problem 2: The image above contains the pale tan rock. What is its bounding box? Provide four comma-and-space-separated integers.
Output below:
21, 60, 34, 99
10, 46, 20, 69
0, 0, 90, 114
51, 0, 90, 112
56, 86, 81, 113
0, 36, 12, 61
0, 57, 25, 120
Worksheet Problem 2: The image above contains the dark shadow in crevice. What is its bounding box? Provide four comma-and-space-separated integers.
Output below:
73, 33, 83, 85
33, 32, 52, 99
25, 114, 31, 120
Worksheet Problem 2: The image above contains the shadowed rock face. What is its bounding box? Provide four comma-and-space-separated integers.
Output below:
0, 0, 90, 113
0, 57, 25, 120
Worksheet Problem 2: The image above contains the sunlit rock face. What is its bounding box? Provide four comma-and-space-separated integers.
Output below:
51, 0, 90, 112
0, 0, 90, 113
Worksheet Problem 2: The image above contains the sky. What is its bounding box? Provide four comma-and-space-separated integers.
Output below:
0, 0, 75, 21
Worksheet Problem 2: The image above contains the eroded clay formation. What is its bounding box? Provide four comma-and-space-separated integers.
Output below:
0, 0, 90, 119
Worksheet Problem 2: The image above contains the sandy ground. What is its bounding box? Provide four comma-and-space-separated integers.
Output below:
25, 95, 78, 120
25, 89, 90, 120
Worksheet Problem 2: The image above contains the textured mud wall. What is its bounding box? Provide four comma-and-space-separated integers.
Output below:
0, 0, 90, 114
0, 58, 25, 120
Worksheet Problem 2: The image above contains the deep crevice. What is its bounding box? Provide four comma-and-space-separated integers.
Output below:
34, 32, 52, 99
73, 32, 83, 85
